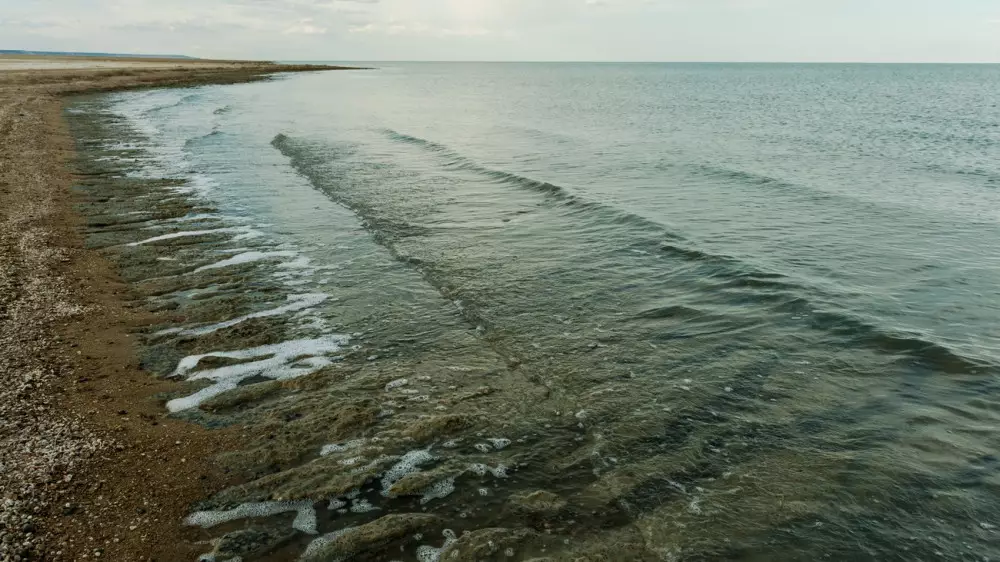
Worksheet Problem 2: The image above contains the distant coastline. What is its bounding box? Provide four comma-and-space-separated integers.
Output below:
0, 49, 197, 59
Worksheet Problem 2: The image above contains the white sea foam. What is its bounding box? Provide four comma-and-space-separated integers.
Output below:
110, 92, 227, 198
157, 293, 328, 337
301, 526, 357, 559
320, 439, 366, 457
487, 438, 512, 450
381, 449, 435, 495
468, 463, 508, 478
185, 174, 219, 194
127, 227, 249, 247
419, 477, 455, 505
384, 378, 409, 391
195, 251, 299, 273
349, 498, 378, 513
171, 213, 225, 223
166, 335, 349, 412
185, 500, 317, 534
416, 529, 457, 562
281, 255, 313, 269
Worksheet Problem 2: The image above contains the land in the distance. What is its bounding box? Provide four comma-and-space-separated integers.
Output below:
0, 49, 197, 59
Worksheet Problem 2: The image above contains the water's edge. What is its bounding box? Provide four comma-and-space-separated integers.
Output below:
64, 64, 1000, 562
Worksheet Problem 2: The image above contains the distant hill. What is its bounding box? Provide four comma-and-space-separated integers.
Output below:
0, 50, 196, 59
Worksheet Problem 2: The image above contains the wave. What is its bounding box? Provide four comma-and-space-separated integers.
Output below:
802, 310, 987, 374
634, 289, 987, 375
635, 305, 704, 320
183, 130, 224, 151
380, 132, 780, 271
142, 93, 203, 116
682, 162, 841, 203
924, 162, 1000, 187
272, 132, 994, 377
384, 130, 580, 202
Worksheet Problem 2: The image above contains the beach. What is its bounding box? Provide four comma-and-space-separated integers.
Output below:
4, 60, 999, 562
0, 56, 348, 561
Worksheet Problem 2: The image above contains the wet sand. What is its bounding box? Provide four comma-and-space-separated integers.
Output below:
0, 56, 351, 561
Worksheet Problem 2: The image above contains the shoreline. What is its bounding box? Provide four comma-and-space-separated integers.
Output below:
0, 60, 351, 561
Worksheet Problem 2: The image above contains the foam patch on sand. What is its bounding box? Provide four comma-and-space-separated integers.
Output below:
468, 463, 509, 478
349, 498, 378, 513
381, 449, 435, 495
487, 438, 511, 450
320, 439, 366, 457
301, 526, 357, 559
384, 378, 409, 391
166, 335, 348, 412
157, 293, 329, 337
186, 500, 318, 534
194, 250, 299, 272
416, 529, 457, 562
419, 477, 456, 505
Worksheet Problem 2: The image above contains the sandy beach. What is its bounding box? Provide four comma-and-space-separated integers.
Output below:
0, 56, 348, 561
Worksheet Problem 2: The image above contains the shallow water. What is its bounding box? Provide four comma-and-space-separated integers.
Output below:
70, 63, 1000, 561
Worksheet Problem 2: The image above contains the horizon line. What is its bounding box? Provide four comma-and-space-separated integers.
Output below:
4, 50, 1000, 65
280, 59, 1000, 65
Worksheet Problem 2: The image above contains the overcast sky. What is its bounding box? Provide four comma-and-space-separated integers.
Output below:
2, 0, 999, 62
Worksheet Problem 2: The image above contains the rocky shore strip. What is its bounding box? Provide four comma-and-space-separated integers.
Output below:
0, 58, 351, 561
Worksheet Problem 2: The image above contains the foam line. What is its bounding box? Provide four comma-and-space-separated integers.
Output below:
166, 335, 348, 412
194, 250, 299, 272
320, 439, 366, 457
157, 293, 328, 337
302, 526, 358, 559
416, 529, 458, 562
127, 227, 245, 247
185, 500, 318, 534
381, 449, 435, 495
420, 477, 456, 505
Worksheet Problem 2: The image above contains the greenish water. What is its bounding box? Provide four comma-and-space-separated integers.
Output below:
71, 63, 1000, 561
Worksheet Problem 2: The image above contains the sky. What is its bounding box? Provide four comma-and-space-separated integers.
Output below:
2, 0, 1000, 62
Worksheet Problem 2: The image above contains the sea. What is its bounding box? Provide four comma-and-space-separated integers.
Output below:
70, 63, 1000, 561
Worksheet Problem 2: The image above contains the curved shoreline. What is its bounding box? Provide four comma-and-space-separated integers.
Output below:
0, 59, 351, 561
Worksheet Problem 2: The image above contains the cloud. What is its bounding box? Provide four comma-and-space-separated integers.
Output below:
284, 18, 327, 35
3, 0, 1000, 62
349, 21, 494, 38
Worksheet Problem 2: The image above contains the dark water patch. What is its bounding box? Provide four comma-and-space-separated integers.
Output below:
634, 304, 704, 320
802, 309, 990, 375
184, 129, 225, 150
141, 91, 203, 115
380, 129, 592, 205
